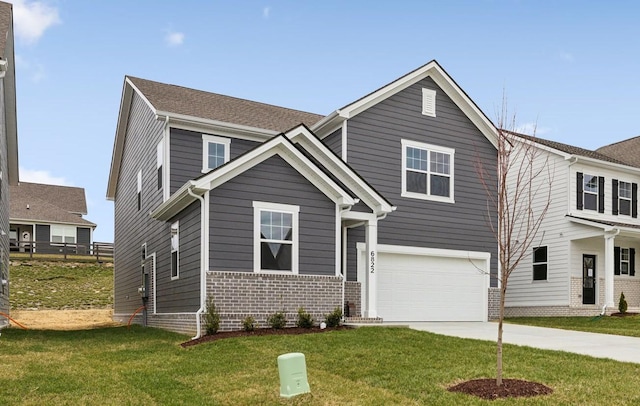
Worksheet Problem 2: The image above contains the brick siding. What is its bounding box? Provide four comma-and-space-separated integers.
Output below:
344, 281, 361, 317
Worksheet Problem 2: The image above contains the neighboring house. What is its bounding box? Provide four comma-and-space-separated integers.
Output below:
0, 1, 18, 328
9, 182, 96, 254
505, 134, 640, 317
107, 60, 499, 335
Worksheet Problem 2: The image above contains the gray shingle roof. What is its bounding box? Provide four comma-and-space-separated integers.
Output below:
0, 2, 11, 57
10, 182, 95, 227
510, 132, 629, 166
128, 76, 324, 133
595, 136, 640, 169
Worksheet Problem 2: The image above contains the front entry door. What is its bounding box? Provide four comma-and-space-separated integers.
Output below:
583, 254, 596, 305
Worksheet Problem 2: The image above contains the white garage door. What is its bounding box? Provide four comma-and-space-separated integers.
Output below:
359, 244, 489, 322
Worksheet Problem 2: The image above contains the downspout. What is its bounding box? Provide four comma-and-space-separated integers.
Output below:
187, 187, 207, 340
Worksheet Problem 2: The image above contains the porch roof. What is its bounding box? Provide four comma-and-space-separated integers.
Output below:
567, 215, 640, 233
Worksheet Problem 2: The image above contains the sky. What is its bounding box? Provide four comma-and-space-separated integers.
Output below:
10, 0, 640, 242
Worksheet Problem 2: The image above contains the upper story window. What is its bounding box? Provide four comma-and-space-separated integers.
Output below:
157, 140, 163, 191
202, 134, 231, 173
612, 179, 638, 218
614, 247, 635, 276
401, 139, 454, 203
253, 201, 299, 273
576, 172, 604, 213
532, 246, 548, 281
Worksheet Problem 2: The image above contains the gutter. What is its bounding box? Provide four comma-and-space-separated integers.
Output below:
187, 186, 207, 340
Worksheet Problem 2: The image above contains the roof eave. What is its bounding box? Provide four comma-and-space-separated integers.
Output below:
156, 111, 279, 141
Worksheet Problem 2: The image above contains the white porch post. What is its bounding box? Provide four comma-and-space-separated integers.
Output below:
604, 231, 618, 309
365, 217, 378, 318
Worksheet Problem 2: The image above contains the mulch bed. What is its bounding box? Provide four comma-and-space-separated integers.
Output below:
610, 312, 639, 317
181, 325, 351, 347
448, 378, 553, 400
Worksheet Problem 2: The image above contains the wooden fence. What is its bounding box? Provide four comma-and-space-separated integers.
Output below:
10, 240, 114, 262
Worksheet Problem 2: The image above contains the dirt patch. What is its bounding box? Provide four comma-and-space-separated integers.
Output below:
448, 378, 553, 400
8, 309, 121, 330
610, 312, 639, 317
181, 325, 351, 347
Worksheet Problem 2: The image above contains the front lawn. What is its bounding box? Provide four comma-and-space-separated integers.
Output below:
2, 326, 640, 405
506, 315, 640, 337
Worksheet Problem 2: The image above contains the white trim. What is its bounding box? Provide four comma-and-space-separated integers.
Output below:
356, 242, 491, 260
170, 220, 180, 280
335, 204, 341, 277
341, 121, 348, 162
163, 119, 277, 143
201, 134, 231, 173
253, 201, 299, 274
401, 139, 455, 203
421, 88, 436, 117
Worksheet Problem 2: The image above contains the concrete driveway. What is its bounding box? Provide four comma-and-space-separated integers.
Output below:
408, 322, 640, 364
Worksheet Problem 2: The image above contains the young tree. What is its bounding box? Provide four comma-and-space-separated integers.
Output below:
477, 100, 553, 386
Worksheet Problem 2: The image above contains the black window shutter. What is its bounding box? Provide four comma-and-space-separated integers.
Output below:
577, 172, 583, 210
598, 176, 605, 213
633, 183, 638, 218
614, 247, 621, 275
612, 179, 619, 215
631, 248, 636, 276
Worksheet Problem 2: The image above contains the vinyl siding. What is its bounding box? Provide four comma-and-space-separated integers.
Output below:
209, 155, 336, 276
169, 128, 258, 194
0, 79, 8, 315
35, 224, 49, 242
345, 76, 498, 285
323, 128, 342, 158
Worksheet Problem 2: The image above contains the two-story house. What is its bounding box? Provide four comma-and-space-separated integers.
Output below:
505, 135, 640, 317
0, 1, 18, 328
107, 61, 500, 336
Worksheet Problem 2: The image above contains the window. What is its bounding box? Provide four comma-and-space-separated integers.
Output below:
157, 140, 163, 191
577, 172, 604, 213
422, 88, 436, 117
615, 247, 635, 276
613, 179, 637, 217
141, 243, 147, 262
170, 221, 179, 279
137, 170, 142, 211
51, 225, 76, 244
532, 246, 548, 281
402, 140, 454, 202
202, 134, 230, 172
583, 174, 598, 211
253, 202, 299, 273
619, 181, 632, 216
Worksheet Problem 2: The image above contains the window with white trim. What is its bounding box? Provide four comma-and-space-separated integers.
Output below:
157, 140, 163, 191
253, 202, 299, 273
532, 246, 548, 281
170, 221, 179, 279
583, 174, 598, 211
401, 140, 454, 202
202, 134, 231, 172
621, 248, 630, 275
619, 181, 632, 216
51, 225, 76, 244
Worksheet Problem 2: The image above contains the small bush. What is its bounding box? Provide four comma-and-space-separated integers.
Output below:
325, 307, 343, 328
242, 316, 257, 332
204, 297, 221, 335
296, 307, 314, 329
619, 292, 628, 314
267, 311, 287, 329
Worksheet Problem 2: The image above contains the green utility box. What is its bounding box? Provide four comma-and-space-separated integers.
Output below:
277, 352, 310, 398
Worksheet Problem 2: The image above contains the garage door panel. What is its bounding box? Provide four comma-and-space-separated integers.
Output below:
376, 251, 487, 322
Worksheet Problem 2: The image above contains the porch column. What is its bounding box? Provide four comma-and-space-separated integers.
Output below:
365, 217, 378, 318
604, 231, 618, 309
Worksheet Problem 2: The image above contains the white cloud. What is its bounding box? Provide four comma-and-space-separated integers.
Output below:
19, 168, 72, 186
263, 6, 271, 19
10, 0, 61, 44
165, 30, 185, 47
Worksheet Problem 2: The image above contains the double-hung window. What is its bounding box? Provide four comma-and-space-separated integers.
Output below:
402, 140, 454, 203
583, 174, 598, 211
615, 247, 635, 276
51, 225, 76, 244
532, 246, 548, 281
612, 179, 637, 217
619, 181, 632, 216
202, 134, 230, 172
253, 202, 299, 273
170, 221, 179, 279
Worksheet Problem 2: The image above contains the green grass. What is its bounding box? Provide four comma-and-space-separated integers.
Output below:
9, 261, 113, 310
507, 315, 640, 337
3, 326, 640, 405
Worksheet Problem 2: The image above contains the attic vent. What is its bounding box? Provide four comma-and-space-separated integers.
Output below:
422, 88, 436, 117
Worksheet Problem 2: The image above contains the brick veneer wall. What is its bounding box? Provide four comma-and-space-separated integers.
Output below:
614, 278, 640, 308
206, 271, 343, 331
488, 287, 500, 320
344, 281, 361, 317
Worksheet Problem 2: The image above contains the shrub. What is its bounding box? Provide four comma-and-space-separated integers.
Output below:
325, 307, 343, 328
204, 297, 221, 335
267, 311, 287, 329
296, 307, 314, 329
619, 292, 628, 314
242, 316, 257, 332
